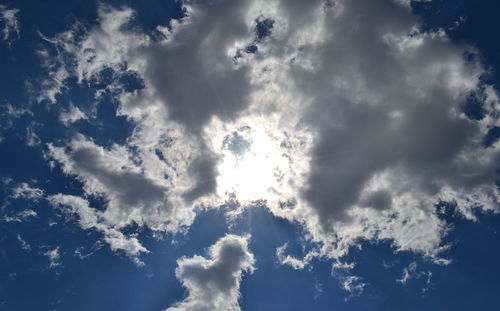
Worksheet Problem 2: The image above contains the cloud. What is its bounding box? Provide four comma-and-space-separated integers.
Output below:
0, 182, 40, 222
43, 246, 61, 269
276, 242, 317, 270
1, 102, 33, 118
329, 260, 368, 298
17, 235, 31, 252
2, 209, 37, 223
38, 3, 253, 231
74, 241, 103, 260
48, 194, 149, 266
37, 0, 500, 274
47, 134, 195, 232
26, 126, 41, 147
10, 182, 44, 200
0, 4, 20, 45
167, 234, 255, 311
59, 103, 87, 126
340, 275, 367, 299
241, 0, 500, 263
38, 1, 260, 202
397, 261, 433, 293
138, 1, 254, 134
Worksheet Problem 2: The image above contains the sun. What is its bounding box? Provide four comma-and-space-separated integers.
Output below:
204, 115, 313, 209
216, 126, 287, 203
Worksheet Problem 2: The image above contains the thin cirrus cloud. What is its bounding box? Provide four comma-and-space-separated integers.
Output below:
32, 0, 498, 284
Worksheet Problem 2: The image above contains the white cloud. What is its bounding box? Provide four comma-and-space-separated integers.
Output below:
235, 0, 499, 265
74, 241, 103, 260
37, 0, 499, 279
39, 2, 259, 203
1, 102, 33, 118
48, 194, 149, 266
397, 261, 433, 293
340, 275, 367, 299
276, 242, 317, 270
43, 246, 61, 268
2, 209, 37, 223
2, 181, 41, 221
59, 103, 87, 125
47, 134, 195, 232
330, 260, 368, 298
36, 31, 72, 104
167, 234, 255, 311
26, 126, 41, 147
397, 261, 418, 284
17, 235, 31, 251
10, 182, 44, 200
0, 4, 20, 45
313, 279, 324, 300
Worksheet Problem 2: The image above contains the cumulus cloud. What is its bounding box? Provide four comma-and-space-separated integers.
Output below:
37, 0, 499, 275
244, 0, 499, 264
0, 4, 20, 45
167, 234, 254, 311
37, 1, 267, 202
139, 1, 255, 133
40, 3, 256, 238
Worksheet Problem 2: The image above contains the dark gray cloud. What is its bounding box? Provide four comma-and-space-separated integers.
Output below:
70, 147, 166, 207
142, 0, 254, 133
182, 144, 219, 203
271, 0, 499, 232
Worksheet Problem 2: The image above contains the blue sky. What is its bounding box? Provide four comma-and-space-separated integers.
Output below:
1, 0, 499, 310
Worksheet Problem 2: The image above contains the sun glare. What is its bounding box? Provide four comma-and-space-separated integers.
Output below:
216, 127, 287, 203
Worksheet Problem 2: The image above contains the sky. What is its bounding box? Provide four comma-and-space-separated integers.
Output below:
0, 0, 499, 310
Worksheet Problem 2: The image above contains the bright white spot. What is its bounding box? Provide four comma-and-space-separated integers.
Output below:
216, 127, 288, 203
